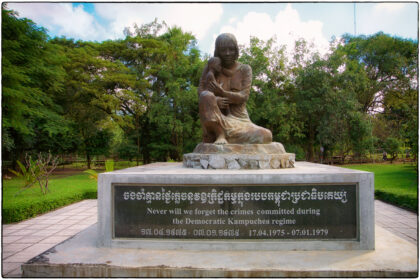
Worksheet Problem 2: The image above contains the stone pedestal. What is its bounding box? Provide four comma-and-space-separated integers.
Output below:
96, 162, 374, 250
183, 142, 295, 169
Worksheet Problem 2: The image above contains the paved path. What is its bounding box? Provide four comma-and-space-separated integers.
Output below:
2, 200, 97, 277
375, 200, 417, 243
2, 199, 417, 277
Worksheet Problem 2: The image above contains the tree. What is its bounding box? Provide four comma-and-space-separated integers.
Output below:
5, 9, 415, 167
339, 33, 418, 156
2, 7, 68, 165
384, 137, 401, 163
97, 32, 165, 163
50, 38, 117, 168
150, 27, 203, 160
239, 37, 303, 152
97, 22, 203, 163
294, 39, 372, 161
340, 33, 418, 113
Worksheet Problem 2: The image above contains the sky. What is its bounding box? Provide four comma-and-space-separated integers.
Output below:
5, 1, 419, 57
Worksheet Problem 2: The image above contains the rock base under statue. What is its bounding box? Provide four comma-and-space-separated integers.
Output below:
183, 142, 295, 169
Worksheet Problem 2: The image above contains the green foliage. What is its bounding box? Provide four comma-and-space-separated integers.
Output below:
384, 137, 401, 163
84, 130, 113, 158
285, 144, 305, 161
339, 33, 418, 156
84, 159, 115, 181
83, 169, 99, 181
402, 115, 418, 160
105, 159, 115, 172
49, 38, 119, 167
95, 22, 203, 163
292, 40, 373, 161
3, 173, 97, 223
239, 37, 302, 145
115, 137, 138, 161
340, 32, 418, 113
348, 112, 373, 158
343, 163, 417, 210
9, 153, 60, 195
2, 8, 69, 163
2, 8, 417, 167
8, 159, 38, 191
114, 160, 141, 169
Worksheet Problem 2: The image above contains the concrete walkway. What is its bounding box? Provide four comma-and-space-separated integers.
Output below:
375, 200, 418, 243
2, 200, 97, 277
2, 199, 417, 277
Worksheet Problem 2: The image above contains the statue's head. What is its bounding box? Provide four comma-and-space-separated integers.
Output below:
214, 33, 239, 64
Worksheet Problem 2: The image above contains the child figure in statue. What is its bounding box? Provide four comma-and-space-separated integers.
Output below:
204, 57, 230, 115
206, 56, 222, 85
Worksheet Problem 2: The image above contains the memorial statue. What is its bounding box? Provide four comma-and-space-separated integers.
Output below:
184, 33, 295, 169
198, 33, 272, 145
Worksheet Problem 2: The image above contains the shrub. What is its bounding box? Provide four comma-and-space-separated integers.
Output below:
3, 173, 97, 223
9, 153, 59, 195
375, 190, 417, 211
2, 191, 97, 223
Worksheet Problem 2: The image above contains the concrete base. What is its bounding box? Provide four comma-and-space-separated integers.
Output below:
98, 162, 374, 250
22, 224, 417, 277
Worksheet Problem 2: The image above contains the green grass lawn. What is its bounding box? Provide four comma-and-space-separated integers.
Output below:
3, 161, 143, 224
342, 163, 418, 211
2, 173, 97, 223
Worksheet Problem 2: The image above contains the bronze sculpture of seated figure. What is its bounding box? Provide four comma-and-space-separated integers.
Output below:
198, 33, 272, 145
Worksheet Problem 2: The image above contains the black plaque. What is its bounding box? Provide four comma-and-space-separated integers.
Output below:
113, 184, 357, 240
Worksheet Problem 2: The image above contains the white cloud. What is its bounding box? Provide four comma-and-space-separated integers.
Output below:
219, 4, 330, 59
7, 3, 107, 41
95, 3, 223, 40
229, 17, 238, 24
374, 3, 407, 13
7, 3, 223, 42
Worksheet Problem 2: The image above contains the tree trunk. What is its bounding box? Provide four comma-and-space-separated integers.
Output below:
141, 119, 151, 164
87, 153, 91, 169
306, 142, 314, 162
136, 115, 140, 166
306, 126, 315, 162
142, 148, 150, 164
136, 137, 140, 166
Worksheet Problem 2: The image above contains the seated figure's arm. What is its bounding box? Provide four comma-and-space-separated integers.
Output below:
199, 63, 228, 109
218, 64, 252, 104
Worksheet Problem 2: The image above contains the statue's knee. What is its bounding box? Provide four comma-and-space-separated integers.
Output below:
263, 129, 272, 143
